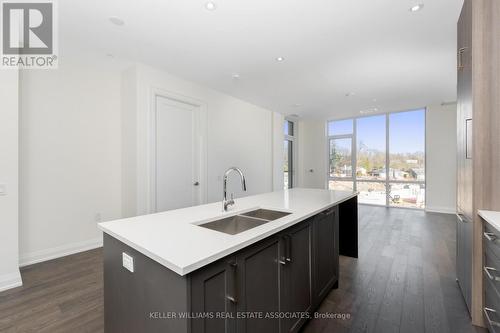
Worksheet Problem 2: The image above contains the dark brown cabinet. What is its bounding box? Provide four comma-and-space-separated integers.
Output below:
103, 199, 358, 333
280, 220, 313, 333
483, 222, 500, 333
190, 256, 237, 333
235, 237, 283, 333
191, 218, 316, 333
312, 206, 339, 306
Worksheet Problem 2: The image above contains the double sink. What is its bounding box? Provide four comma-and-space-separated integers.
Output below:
198, 209, 291, 235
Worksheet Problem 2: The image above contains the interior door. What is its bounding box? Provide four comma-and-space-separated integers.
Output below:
155, 95, 201, 212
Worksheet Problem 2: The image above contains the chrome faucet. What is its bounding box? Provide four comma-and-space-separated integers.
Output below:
222, 167, 247, 212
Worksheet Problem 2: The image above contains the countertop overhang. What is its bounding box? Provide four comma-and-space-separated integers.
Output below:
479, 210, 500, 232
98, 188, 358, 276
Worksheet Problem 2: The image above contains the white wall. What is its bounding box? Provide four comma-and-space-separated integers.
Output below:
297, 120, 327, 189
16, 59, 283, 271
122, 64, 280, 216
425, 104, 457, 213
272, 112, 285, 191
297, 105, 457, 213
0, 70, 22, 291
19, 58, 123, 265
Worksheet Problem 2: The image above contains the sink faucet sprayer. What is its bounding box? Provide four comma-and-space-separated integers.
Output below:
222, 167, 247, 212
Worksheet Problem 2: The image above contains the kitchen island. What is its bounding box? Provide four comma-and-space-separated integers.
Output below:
99, 188, 358, 333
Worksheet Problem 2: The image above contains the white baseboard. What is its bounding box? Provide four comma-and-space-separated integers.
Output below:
0, 271, 23, 292
425, 206, 457, 214
19, 237, 103, 267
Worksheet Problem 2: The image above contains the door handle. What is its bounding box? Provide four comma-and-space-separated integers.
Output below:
457, 47, 467, 70
226, 261, 238, 303
286, 235, 292, 262
193, 181, 200, 186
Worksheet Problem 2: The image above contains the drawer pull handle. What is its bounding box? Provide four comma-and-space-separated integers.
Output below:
286, 235, 292, 262
227, 261, 238, 304
484, 266, 500, 282
484, 307, 500, 328
485, 232, 498, 242
457, 47, 467, 70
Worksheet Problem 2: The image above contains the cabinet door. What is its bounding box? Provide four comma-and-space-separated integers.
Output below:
191, 257, 237, 333
312, 207, 339, 306
235, 237, 283, 333
456, 0, 473, 219
463, 216, 473, 311
456, 216, 463, 288
456, 214, 472, 313
281, 220, 313, 333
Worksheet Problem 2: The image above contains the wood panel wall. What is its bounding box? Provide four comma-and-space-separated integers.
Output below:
471, 0, 500, 326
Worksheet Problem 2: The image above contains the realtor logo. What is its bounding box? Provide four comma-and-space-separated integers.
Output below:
1, 1, 58, 68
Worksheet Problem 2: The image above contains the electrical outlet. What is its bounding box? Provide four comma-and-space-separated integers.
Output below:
0, 184, 5, 196
122, 252, 134, 273
94, 213, 102, 222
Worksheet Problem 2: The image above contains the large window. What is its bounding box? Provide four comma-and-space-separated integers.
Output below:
284, 119, 296, 189
328, 109, 426, 209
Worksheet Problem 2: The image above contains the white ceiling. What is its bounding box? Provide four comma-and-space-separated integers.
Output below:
60, 0, 463, 119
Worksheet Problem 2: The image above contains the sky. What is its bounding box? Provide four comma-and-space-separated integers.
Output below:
328, 109, 425, 154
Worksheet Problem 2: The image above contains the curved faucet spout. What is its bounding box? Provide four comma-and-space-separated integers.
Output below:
222, 167, 247, 212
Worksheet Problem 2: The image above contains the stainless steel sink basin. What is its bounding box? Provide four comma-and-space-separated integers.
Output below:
240, 209, 291, 221
197, 209, 291, 235
198, 215, 270, 235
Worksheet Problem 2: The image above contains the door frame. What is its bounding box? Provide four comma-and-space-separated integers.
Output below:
148, 87, 208, 213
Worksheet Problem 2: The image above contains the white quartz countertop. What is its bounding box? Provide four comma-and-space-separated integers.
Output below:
479, 210, 500, 232
98, 188, 357, 276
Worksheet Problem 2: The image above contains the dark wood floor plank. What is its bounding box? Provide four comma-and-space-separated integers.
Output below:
377, 254, 407, 325
0, 248, 104, 333
303, 206, 486, 333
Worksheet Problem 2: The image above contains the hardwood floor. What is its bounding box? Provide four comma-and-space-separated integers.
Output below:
302, 205, 486, 333
0, 248, 104, 332
0, 206, 486, 333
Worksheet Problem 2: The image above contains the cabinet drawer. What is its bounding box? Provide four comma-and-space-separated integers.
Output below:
484, 223, 500, 333
484, 223, 500, 262
484, 286, 500, 333
485, 246, 500, 303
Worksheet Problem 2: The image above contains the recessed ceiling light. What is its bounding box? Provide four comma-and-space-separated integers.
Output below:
205, 2, 217, 11
292, 103, 301, 107
372, 98, 377, 102
109, 16, 125, 26
360, 108, 378, 114
232, 73, 240, 79
409, 4, 424, 12
276, 57, 285, 62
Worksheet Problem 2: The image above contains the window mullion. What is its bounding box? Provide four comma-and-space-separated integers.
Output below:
386, 113, 390, 207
